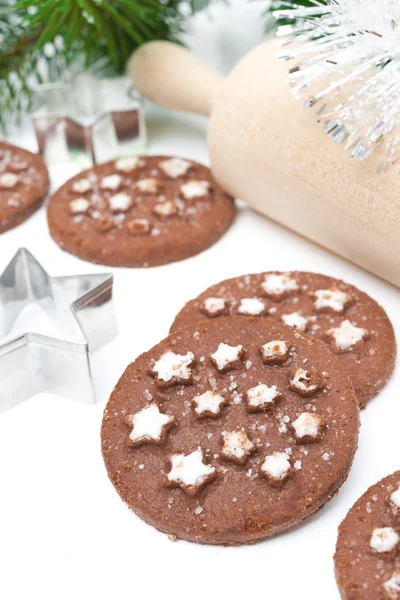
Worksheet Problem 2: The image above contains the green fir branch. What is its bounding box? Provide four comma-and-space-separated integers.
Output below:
0, 0, 213, 131
265, 0, 315, 33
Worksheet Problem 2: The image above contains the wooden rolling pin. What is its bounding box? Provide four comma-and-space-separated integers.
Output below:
129, 40, 400, 287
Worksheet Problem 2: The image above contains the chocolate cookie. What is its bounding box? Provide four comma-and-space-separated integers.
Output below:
101, 316, 359, 545
0, 142, 49, 233
171, 272, 396, 407
335, 471, 400, 599
47, 155, 235, 267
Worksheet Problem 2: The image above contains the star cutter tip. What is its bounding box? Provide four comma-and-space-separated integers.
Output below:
0, 248, 118, 412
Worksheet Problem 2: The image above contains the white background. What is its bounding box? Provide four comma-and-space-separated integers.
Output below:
1, 2, 399, 599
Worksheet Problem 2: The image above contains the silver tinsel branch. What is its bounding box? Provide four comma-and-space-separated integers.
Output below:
273, 0, 400, 172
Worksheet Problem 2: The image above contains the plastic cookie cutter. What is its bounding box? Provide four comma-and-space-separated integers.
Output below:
0, 248, 118, 412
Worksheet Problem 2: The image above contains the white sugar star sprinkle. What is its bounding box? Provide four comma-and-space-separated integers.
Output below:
282, 312, 308, 332
0, 173, 18, 188
261, 273, 299, 299
109, 192, 132, 212
370, 527, 399, 553
384, 571, 400, 598
136, 178, 158, 193
181, 180, 210, 199
115, 157, 140, 172
72, 178, 92, 194
328, 319, 367, 351
160, 158, 191, 178
101, 174, 122, 190
290, 367, 320, 396
246, 384, 279, 411
391, 486, 400, 509
211, 343, 244, 371
260, 340, 288, 363
221, 429, 255, 464
127, 218, 151, 235
69, 198, 90, 214
167, 449, 215, 495
203, 297, 226, 316
314, 289, 350, 312
11, 160, 28, 171
151, 351, 194, 385
238, 298, 265, 316
193, 391, 226, 417
261, 452, 291, 484
128, 403, 174, 445
153, 200, 178, 217
292, 412, 324, 442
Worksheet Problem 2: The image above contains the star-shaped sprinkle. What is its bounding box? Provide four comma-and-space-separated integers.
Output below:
192, 390, 228, 418
109, 192, 132, 212
0, 173, 18, 188
150, 350, 194, 387
383, 571, 400, 598
10, 160, 28, 171
126, 402, 175, 447
370, 527, 399, 553
282, 312, 308, 332
127, 218, 151, 236
72, 178, 92, 194
314, 288, 351, 313
237, 298, 265, 316
136, 178, 158, 193
246, 384, 280, 412
289, 367, 322, 397
292, 412, 324, 443
221, 429, 255, 465
390, 486, 400, 511
261, 452, 292, 486
153, 200, 178, 218
165, 449, 216, 496
327, 319, 368, 351
260, 340, 289, 364
202, 297, 228, 317
181, 180, 210, 199
210, 343, 244, 371
70, 198, 90, 214
261, 273, 299, 301
115, 157, 140, 172
101, 174, 122, 190
160, 158, 191, 178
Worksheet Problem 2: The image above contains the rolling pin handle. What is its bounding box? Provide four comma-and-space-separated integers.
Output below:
128, 41, 224, 117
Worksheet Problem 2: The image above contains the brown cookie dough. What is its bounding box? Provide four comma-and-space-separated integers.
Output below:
102, 316, 359, 545
171, 272, 396, 408
335, 471, 400, 599
47, 155, 235, 267
0, 142, 49, 233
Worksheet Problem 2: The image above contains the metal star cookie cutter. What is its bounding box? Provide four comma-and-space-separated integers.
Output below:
0, 248, 117, 412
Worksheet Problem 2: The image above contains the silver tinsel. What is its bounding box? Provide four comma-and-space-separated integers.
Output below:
274, 0, 400, 172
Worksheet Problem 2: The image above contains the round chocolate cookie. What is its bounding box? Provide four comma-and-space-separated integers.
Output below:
0, 142, 49, 234
47, 155, 235, 267
335, 471, 400, 599
102, 316, 359, 545
170, 272, 396, 408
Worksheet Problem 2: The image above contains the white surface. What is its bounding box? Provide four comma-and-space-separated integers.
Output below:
0, 3, 399, 599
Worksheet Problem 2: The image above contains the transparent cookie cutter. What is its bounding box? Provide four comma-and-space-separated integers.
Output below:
0, 248, 118, 412
31, 73, 147, 169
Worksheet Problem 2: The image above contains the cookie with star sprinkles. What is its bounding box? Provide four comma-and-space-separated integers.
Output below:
0, 142, 49, 234
335, 472, 400, 599
47, 155, 235, 267
170, 272, 396, 408
101, 316, 359, 545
